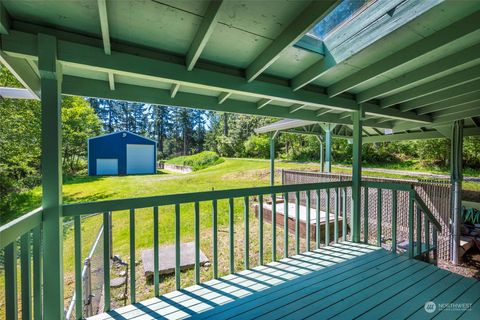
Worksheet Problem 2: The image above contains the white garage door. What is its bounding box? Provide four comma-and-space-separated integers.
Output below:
96, 159, 118, 175
126, 144, 155, 174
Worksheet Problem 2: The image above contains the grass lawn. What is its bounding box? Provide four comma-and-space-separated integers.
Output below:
1, 158, 479, 317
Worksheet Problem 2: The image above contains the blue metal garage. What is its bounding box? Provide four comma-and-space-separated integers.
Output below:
88, 131, 157, 176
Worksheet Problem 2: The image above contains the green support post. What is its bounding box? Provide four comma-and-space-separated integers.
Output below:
38, 33, 64, 320
316, 135, 324, 173
325, 126, 332, 173
451, 120, 464, 265
351, 106, 364, 243
270, 133, 276, 186
5, 243, 17, 320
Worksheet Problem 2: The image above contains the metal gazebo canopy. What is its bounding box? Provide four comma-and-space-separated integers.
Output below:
1, 1, 480, 318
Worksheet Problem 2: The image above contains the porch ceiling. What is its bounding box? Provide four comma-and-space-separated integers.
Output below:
1, 0, 480, 130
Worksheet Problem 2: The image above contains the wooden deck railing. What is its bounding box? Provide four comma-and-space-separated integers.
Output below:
1, 180, 443, 319
0, 207, 43, 320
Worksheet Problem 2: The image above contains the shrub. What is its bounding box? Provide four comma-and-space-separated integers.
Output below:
244, 135, 270, 159
166, 151, 224, 171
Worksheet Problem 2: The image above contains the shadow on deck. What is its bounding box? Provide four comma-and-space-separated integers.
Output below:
89, 242, 480, 320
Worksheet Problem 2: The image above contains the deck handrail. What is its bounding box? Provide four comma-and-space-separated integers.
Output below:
0, 206, 43, 249
414, 193, 442, 232
1, 206, 43, 320
62, 181, 352, 216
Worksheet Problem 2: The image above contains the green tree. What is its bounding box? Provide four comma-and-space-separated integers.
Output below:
62, 96, 102, 173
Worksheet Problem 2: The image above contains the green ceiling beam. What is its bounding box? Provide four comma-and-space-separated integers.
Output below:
97, 0, 111, 55
399, 80, 480, 112
217, 91, 231, 104
416, 91, 480, 115
432, 101, 480, 118
0, 53, 40, 99
257, 98, 273, 109
316, 109, 332, 117
0, 2, 10, 35
356, 43, 480, 103
291, 0, 441, 92
380, 65, 480, 108
108, 72, 114, 90
327, 11, 480, 98
434, 107, 480, 125
62, 75, 391, 128
363, 127, 480, 143
186, 0, 223, 71
245, 0, 337, 82
289, 103, 307, 113
2, 29, 431, 123
170, 83, 180, 98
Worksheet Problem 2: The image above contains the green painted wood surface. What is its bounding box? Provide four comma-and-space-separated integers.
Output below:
129, 209, 136, 303
103, 211, 111, 311
74, 216, 82, 319
153, 206, 159, 296
377, 188, 382, 246
334, 188, 338, 244
315, 189, 321, 248
5, 242, 17, 320
229, 198, 234, 274
363, 187, 368, 243
20, 232, 32, 320
32, 225, 43, 320
194, 201, 200, 284
306, 190, 311, 250
63, 181, 352, 216
392, 189, 398, 253
295, 191, 300, 254
212, 200, 218, 278
259, 195, 264, 265
283, 192, 288, 257
271, 194, 277, 261
342, 188, 347, 242
244, 196, 249, 270
325, 188, 330, 245
175, 203, 181, 290
0, 207, 42, 249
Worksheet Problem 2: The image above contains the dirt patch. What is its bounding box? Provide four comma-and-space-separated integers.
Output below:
221, 169, 271, 181
438, 247, 480, 280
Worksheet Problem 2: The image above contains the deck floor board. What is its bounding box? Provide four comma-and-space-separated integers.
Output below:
88, 242, 479, 320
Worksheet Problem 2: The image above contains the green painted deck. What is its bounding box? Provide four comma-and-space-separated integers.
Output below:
89, 242, 480, 320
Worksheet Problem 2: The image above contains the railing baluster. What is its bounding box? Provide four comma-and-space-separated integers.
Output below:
416, 206, 422, 257
21, 231, 32, 320
363, 187, 369, 243
283, 192, 289, 257
433, 226, 438, 265
153, 207, 159, 296
306, 190, 311, 251
408, 191, 414, 258
33, 226, 42, 320
103, 211, 111, 311
272, 194, 277, 261
325, 189, 330, 246
5, 242, 18, 320
194, 201, 200, 284
212, 200, 218, 279
259, 195, 264, 265
342, 188, 347, 243
175, 204, 181, 290
392, 190, 397, 254
130, 209, 136, 303
334, 188, 339, 244
295, 191, 300, 255
425, 217, 430, 263
244, 196, 249, 270
316, 189, 321, 248
376, 188, 382, 247
74, 216, 82, 319
229, 198, 234, 274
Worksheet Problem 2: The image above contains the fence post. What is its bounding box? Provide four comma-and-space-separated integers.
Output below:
83, 258, 92, 318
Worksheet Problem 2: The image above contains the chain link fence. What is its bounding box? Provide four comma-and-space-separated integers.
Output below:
282, 170, 451, 261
